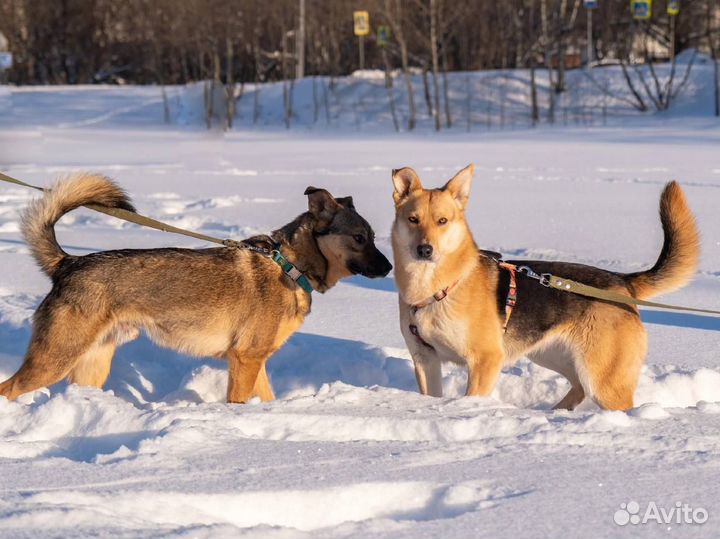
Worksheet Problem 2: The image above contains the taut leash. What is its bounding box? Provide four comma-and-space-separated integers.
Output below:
0, 171, 313, 294
498, 261, 720, 318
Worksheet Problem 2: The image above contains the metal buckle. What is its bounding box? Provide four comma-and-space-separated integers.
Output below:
539, 273, 552, 287
517, 266, 540, 280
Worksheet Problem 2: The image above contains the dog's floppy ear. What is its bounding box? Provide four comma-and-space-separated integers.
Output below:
442, 164, 474, 209
391, 167, 423, 205
335, 196, 355, 210
304, 186, 343, 223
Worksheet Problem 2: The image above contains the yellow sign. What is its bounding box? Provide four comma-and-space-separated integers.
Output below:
667, 0, 679, 15
353, 11, 370, 37
631, 0, 652, 20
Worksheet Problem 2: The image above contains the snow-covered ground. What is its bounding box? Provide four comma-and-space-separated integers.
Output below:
0, 76, 719, 538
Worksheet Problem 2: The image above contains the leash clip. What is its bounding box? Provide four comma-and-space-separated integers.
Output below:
517, 265, 539, 279
517, 265, 552, 287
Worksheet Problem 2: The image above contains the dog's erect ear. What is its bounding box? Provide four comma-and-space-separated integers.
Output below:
335, 196, 355, 210
305, 186, 343, 222
391, 167, 423, 205
442, 164, 474, 209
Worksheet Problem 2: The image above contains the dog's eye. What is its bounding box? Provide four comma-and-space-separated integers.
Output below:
438, 217, 448, 225
408, 216, 419, 224
353, 234, 366, 244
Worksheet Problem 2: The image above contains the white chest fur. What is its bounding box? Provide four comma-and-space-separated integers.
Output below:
409, 301, 469, 365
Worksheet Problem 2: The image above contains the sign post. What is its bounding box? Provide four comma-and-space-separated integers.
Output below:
353, 11, 370, 71
583, 1, 598, 70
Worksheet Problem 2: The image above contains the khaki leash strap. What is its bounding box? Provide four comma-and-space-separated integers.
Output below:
544, 274, 720, 316
0, 171, 240, 248
509, 264, 720, 317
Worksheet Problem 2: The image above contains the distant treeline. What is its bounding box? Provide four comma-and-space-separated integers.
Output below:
0, 0, 717, 86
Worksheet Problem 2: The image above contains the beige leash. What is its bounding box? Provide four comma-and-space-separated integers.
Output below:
0, 171, 242, 248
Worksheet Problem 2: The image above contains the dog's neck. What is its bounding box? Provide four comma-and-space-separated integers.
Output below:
270, 213, 333, 293
393, 227, 481, 305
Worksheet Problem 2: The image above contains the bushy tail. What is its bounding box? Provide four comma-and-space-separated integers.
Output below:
625, 181, 700, 300
21, 173, 135, 278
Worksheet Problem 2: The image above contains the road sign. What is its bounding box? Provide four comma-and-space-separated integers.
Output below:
377, 25, 391, 48
0, 52, 12, 70
667, 0, 679, 15
631, 0, 652, 20
584, 0, 598, 9
353, 11, 370, 37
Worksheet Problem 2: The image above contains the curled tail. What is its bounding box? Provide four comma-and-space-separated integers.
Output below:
625, 181, 700, 300
21, 173, 135, 278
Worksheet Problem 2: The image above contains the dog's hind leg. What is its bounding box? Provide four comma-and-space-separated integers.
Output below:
527, 340, 586, 411
66, 341, 116, 388
577, 309, 647, 411
251, 363, 275, 402
0, 306, 107, 401
0, 338, 88, 401
553, 384, 586, 411
66, 325, 138, 389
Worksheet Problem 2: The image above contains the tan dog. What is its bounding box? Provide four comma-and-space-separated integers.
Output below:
391, 165, 699, 410
0, 173, 391, 403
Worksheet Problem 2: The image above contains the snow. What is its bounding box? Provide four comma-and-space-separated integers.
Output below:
1, 65, 720, 538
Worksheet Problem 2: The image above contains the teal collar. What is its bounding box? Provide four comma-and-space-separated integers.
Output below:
271, 249, 314, 294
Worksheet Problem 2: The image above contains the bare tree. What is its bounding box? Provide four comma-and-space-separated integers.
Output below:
383, 0, 416, 130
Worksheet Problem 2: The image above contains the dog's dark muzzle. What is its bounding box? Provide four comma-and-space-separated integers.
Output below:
349, 249, 392, 278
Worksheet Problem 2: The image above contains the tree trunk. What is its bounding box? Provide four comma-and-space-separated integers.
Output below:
225, 36, 235, 130
540, 0, 555, 123
387, 0, 416, 130
715, 56, 720, 118
429, 0, 441, 131
441, 43, 452, 128
381, 48, 400, 132
422, 67, 433, 117
282, 30, 291, 129
530, 61, 539, 126
707, 1, 719, 117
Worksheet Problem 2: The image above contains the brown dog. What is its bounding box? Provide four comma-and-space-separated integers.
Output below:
0, 173, 391, 403
391, 165, 699, 410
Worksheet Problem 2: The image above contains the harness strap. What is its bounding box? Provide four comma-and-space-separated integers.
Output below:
410, 280, 459, 313
498, 262, 517, 332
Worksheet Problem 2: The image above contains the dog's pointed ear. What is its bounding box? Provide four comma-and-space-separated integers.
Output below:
335, 196, 355, 210
305, 186, 343, 222
392, 167, 423, 205
442, 164, 474, 209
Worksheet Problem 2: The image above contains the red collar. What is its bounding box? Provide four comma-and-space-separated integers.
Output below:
410, 280, 460, 313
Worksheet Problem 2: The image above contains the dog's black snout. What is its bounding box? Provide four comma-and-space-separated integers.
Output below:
378, 256, 393, 276
417, 244, 434, 259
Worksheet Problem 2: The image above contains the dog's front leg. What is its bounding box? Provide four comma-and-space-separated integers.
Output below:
251, 363, 275, 402
226, 350, 267, 404
413, 355, 443, 397
465, 349, 504, 397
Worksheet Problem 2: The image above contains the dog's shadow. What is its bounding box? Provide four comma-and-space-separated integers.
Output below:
0, 322, 417, 407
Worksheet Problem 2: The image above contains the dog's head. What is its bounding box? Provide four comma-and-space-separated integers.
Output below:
390, 165, 474, 263
304, 186, 392, 280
